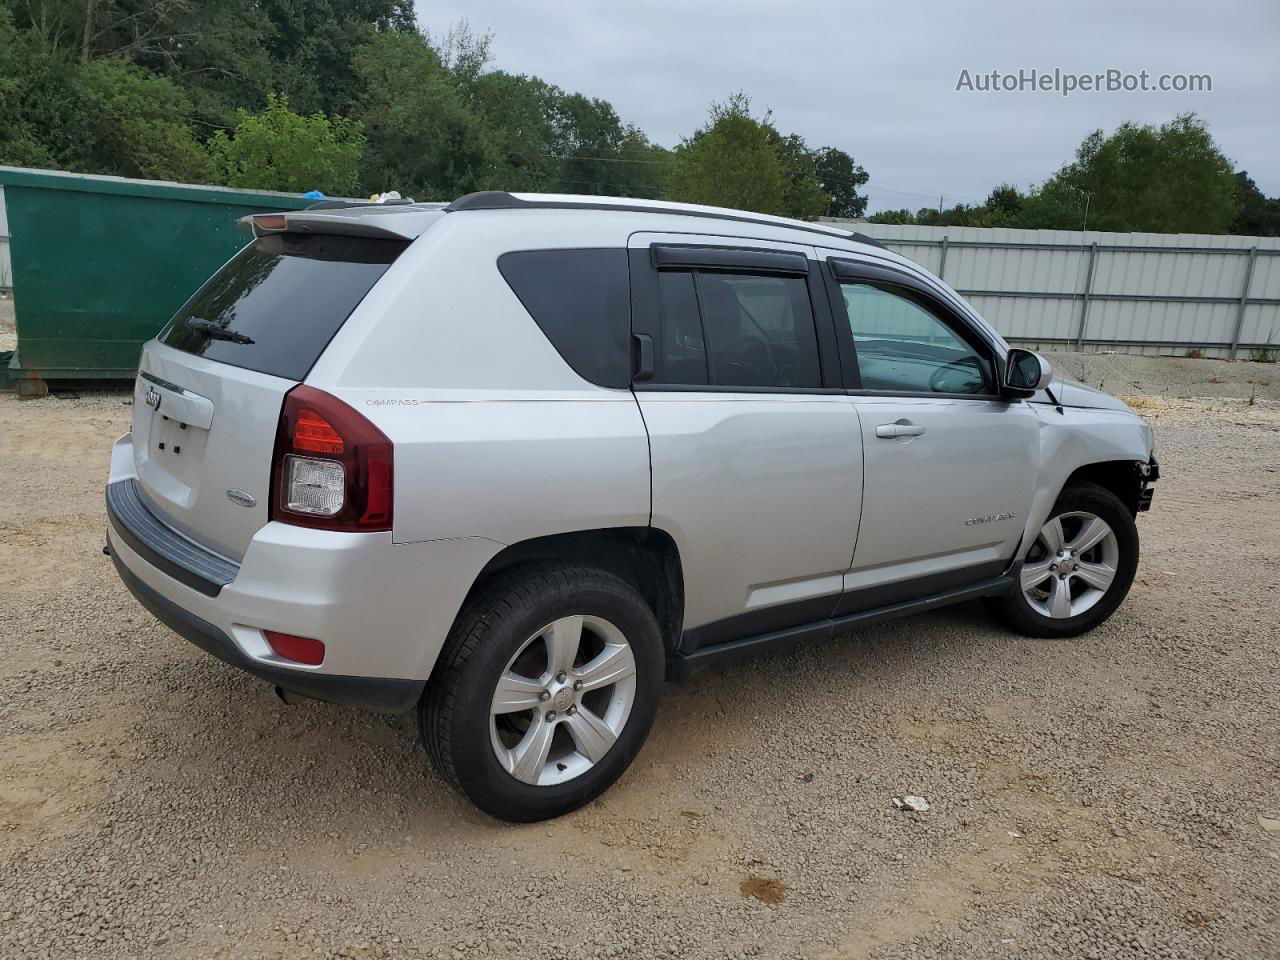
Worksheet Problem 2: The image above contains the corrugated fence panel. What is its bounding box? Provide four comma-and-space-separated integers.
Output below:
1240, 305, 1279, 351
0, 186, 11, 291
822, 220, 1280, 358
966, 294, 1080, 341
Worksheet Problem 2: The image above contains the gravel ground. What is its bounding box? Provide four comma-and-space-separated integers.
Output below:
1, 382, 1278, 960
1044, 351, 1279, 403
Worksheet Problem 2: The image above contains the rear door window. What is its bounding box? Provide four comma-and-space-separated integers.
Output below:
654, 269, 822, 389
160, 233, 407, 381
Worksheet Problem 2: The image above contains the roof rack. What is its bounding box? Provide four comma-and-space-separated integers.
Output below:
444, 191, 873, 244
847, 232, 888, 251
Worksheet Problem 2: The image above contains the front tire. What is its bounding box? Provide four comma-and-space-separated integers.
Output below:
993, 483, 1139, 638
421, 564, 664, 822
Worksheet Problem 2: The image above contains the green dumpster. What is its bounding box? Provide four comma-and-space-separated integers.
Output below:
0, 166, 319, 395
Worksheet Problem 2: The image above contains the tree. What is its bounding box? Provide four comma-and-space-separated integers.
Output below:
0, 10, 72, 167
353, 30, 499, 200
207, 93, 362, 194
667, 94, 788, 214
70, 58, 211, 181
667, 93, 840, 218
814, 146, 869, 218
769, 132, 829, 220
1032, 114, 1239, 233
1229, 171, 1280, 237
1, 9, 209, 182
468, 71, 559, 191
548, 91, 667, 197
259, 0, 417, 118
865, 208, 917, 225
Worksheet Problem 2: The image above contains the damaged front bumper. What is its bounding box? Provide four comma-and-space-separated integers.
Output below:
1137, 456, 1159, 512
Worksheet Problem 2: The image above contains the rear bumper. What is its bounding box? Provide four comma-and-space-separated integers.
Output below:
110, 550, 423, 712
107, 479, 238, 597
105, 433, 504, 713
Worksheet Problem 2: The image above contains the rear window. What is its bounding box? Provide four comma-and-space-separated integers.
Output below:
160, 233, 408, 381
497, 248, 630, 388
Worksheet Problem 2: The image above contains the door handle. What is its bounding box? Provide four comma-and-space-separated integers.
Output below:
631, 333, 654, 381
875, 421, 926, 439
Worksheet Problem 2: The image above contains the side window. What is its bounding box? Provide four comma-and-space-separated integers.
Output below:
840, 282, 993, 395
656, 269, 822, 389
498, 248, 631, 388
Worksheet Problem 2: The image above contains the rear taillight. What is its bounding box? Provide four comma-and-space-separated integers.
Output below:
271, 385, 393, 531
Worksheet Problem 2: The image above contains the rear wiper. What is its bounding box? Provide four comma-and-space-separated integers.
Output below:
184, 317, 255, 345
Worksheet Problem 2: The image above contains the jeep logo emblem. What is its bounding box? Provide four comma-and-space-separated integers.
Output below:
144, 386, 162, 410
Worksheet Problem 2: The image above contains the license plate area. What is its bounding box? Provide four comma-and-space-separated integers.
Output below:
150, 413, 208, 464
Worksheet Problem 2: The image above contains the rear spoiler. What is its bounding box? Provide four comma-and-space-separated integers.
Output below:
239, 203, 446, 241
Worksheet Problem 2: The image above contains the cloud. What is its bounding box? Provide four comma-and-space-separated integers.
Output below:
419, 0, 1280, 211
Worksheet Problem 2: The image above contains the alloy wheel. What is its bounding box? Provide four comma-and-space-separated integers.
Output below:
1020, 510, 1120, 619
489, 615, 637, 786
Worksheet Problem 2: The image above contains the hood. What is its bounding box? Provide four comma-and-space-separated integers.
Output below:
1032, 377, 1135, 413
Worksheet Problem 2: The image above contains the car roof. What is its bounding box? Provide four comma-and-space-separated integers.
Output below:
244, 191, 890, 253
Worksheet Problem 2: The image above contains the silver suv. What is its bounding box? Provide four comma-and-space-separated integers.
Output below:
106, 192, 1158, 821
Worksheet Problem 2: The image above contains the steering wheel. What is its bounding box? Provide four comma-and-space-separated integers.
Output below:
719, 335, 775, 384
928, 356, 986, 394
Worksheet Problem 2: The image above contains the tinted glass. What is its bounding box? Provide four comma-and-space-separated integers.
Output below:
841, 282, 993, 394
657, 270, 708, 384
697, 272, 821, 388
498, 248, 631, 388
161, 234, 407, 381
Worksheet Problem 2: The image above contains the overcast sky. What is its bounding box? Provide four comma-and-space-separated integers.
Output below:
417, 0, 1280, 214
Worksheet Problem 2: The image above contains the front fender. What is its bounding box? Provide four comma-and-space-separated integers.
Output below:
1019, 406, 1153, 560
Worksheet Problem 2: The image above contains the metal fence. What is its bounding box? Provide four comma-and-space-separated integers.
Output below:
822, 221, 1280, 359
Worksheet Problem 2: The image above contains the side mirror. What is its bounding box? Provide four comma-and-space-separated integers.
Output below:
1002, 349, 1053, 397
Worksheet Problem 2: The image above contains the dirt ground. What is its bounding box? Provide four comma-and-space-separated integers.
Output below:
1, 365, 1278, 959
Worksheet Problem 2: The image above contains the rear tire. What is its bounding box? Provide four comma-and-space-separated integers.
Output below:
992, 483, 1139, 639
421, 564, 664, 822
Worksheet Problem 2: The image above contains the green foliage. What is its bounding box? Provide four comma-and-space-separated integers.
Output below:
73, 58, 212, 181
468, 71, 560, 191
0, 10, 68, 167
1033, 114, 1239, 233
770, 131, 830, 220
667, 93, 861, 219
207, 93, 362, 195
1249, 346, 1279, 363
1230, 171, 1280, 237
267, 0, 418, 118
865, 208, 917, 225
353, 30, 498, 200
815, 147, 869, 218
0, 12, 208, 181
548, 91, 668, 197
668, 94, 789, 214
867, 117, 1247, 236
